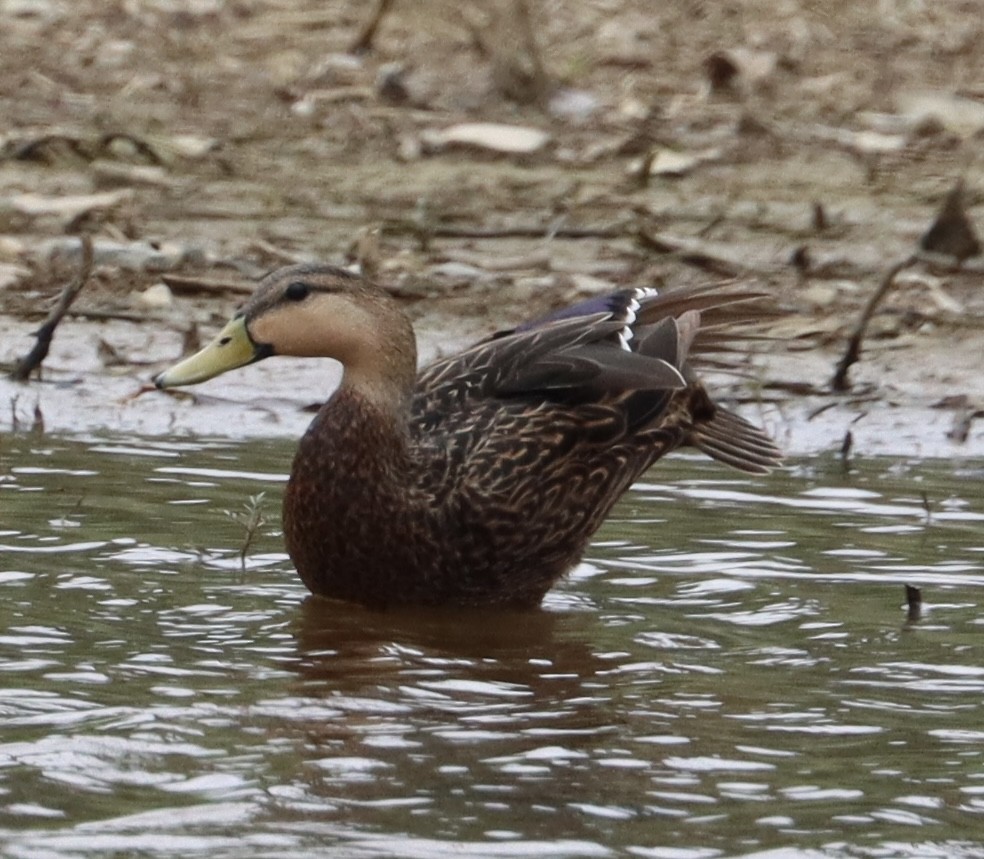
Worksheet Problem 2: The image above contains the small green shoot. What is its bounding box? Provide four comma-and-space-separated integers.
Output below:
223, 492, 267, 572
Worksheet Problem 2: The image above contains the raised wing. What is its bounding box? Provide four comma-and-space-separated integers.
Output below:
411, 283, 780, 473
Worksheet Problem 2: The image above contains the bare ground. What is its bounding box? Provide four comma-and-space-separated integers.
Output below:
2, 0, 984, 458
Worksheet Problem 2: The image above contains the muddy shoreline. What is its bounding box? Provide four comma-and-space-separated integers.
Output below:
2, 0, 983, 459
3, 299, 983, 461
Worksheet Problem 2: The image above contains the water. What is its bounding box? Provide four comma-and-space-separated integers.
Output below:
2, 435, 984, 858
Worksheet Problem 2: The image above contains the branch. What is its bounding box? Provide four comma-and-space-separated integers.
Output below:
350, 0, 395, 53
10, 236, 95, 382
830, 255, 915, 392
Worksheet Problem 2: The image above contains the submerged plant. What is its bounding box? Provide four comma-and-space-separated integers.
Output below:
223, 492, 267, 572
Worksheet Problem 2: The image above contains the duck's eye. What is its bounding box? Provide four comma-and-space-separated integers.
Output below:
284, 281, 310, 302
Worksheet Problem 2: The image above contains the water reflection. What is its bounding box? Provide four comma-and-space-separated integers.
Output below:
1, 437, 983, 857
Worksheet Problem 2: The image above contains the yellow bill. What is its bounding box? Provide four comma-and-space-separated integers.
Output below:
154, 315, 266, 389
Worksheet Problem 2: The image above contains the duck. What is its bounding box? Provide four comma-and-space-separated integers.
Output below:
154, 263, 780, 608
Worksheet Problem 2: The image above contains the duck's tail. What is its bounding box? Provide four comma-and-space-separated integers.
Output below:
632, 283, 781, 474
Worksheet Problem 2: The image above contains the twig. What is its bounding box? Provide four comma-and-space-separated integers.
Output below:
4, 307, 153, 325
920, 491, 932, 526
839, 429, 853, 466
383, 221, 626, 241
512, 0, 550, 105
946, 406, 982, 443
806, 400, 839, 420
636, 226, 750, 277
464, 0, 550, 105
68, 309, 162, 323
249, 238, 311, 265
350, 0, 395, 53
10, 236, 94, 382
224, 492, 267, 573
904, 584, 922, 624
442, 248, 551, 272
830, 255, 915, 392
160, 273, 255, 296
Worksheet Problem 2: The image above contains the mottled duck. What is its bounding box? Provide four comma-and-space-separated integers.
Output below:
155, 264, 780, 607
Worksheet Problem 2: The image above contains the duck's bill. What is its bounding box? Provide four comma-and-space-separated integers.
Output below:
154, 316, 268, 389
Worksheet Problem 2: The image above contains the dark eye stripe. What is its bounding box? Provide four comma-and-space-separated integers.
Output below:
285, 281, 310, 302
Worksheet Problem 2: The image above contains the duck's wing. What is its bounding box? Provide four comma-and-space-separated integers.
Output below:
412, 284, 780, 473
417, 290, 680, 399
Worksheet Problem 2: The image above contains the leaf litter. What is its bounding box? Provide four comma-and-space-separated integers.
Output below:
1, 0, 984, 457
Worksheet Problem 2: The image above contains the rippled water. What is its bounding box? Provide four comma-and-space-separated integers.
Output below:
2, 435, 984, 858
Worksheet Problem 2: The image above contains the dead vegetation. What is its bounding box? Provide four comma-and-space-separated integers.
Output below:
1, 0, 983, 452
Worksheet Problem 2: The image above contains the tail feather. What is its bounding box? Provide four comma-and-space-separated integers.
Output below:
635, 316, 679, 363
636, 284, 768, 326
689, 406, 781, 474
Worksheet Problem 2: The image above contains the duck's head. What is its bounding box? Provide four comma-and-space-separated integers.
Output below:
154, 264, 417, 407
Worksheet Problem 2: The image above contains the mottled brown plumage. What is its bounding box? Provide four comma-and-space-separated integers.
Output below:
155, 263, 780, 608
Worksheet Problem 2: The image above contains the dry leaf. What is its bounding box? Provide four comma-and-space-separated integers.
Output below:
7, 189, 134, 219
649, 147, 719, 177
162, 134, 220, 160
421, 123, 550, 155
848, 130, 908, 154
920, 180, 981, 263
704, 48, 778, 93
897, 91, 984, 137
136, 283, 174, 309
811, 126, 907, 155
